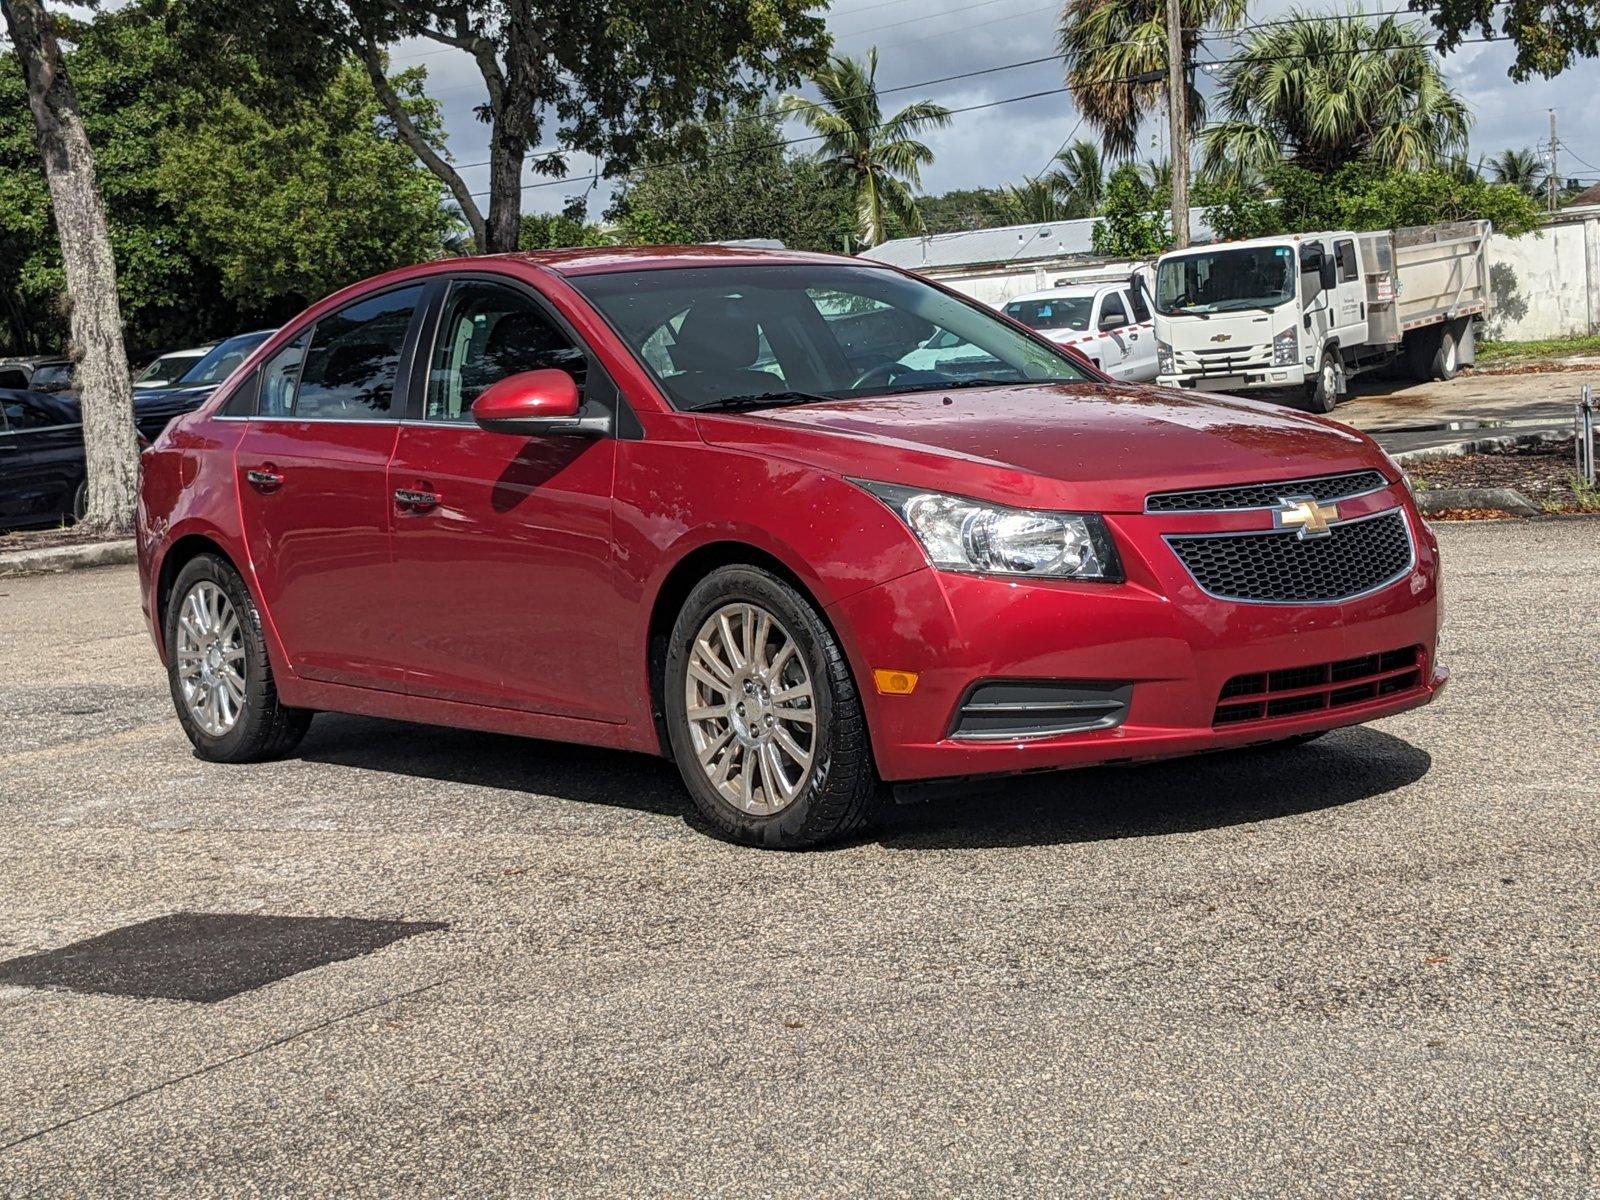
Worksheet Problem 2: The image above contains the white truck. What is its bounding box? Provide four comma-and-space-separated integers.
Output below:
1000, 281, 1159, 382
1152, 221, 1491, 411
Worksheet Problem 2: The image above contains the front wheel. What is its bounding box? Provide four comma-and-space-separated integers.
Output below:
664, 566, 877, 849
1301, 350, 1338, 413
165, 553, 312, 762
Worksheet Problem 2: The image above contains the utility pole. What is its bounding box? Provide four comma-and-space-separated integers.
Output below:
1166, 0, 1190, 248
1548, 109, 1559, 214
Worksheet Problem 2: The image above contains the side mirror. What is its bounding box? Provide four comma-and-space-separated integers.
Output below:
471, 369, 608, 437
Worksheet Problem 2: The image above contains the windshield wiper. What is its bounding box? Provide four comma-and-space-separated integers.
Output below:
687, 390, 840, 413
878, 377, 1022, 395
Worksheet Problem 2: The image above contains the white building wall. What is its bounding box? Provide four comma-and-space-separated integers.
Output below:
1483, 215, 1599, 340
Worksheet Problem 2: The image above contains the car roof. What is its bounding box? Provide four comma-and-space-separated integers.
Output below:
473, 244, 876, 277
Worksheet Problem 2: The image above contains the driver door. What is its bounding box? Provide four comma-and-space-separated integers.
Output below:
1092, 291, 1131, 377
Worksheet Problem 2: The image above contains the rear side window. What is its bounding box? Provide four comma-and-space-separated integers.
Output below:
0, 367, 28, 389
1336, 240, 1359, 283
292, 287, 422, 419
425, 281, 586, 421
257, 334, 309, 417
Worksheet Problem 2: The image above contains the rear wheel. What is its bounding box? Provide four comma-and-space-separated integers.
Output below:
1432, 324, 1460, 381
165, 553, 312, 762
664, 566, 877, 849
69, 479, 87, 524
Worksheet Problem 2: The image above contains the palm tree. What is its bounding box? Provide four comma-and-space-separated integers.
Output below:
1198, 11, 1472, 183
1046, 139, 1106, 215
1483, 147, 1546, 197
982, 176, 1076, 224
1057, 0, 1249, 161
780, 48, 952, 247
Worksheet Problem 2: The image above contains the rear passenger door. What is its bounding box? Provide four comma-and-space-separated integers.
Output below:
232, 285, 424, 690
1332, 238, 1366, 340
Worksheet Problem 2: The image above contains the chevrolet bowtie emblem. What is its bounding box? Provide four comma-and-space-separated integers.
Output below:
1209, 333, 1232, 343
1274, 495, 1339, 538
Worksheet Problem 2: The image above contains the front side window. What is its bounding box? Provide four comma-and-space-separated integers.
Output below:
426, 281, 586, 421
1155, 246, 1297, 315
290, 288, 421, 419
573, 264, 1088, 411
1, 396, 61, 429
257, 334, 309, 417
1098, 293, 1129, 329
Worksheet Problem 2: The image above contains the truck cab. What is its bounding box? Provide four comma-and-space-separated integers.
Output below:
1152, 233, 1371, 410
1002, 282, 1158, 382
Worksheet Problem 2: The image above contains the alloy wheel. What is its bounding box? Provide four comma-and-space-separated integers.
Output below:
174, 580, 247, 736
683, 601, 817, 816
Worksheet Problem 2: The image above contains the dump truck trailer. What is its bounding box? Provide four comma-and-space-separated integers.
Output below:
1151, 221, 1491, 411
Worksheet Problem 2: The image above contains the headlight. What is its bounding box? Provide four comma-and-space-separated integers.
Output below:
855, 481, 1122, 581
1272, 327, 1299, 366
1156, 338, 1174, 374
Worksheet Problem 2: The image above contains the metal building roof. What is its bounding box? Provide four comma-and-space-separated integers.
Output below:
860, 209, 1217, 271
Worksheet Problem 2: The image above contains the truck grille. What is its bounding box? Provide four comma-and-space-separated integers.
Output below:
1146, 470, 1389, 513
1166, 509, 1413, 603
1173, 345, 1271, 376
1214, 646, 1423, 725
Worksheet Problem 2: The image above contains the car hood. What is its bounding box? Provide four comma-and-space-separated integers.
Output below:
695, 381, 1384, 514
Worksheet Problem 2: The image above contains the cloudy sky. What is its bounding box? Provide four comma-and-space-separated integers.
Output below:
393, 0, 1600, 220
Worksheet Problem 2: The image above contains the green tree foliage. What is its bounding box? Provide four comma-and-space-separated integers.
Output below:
1091, 163, 1170, 256
610, 104, 854, 251
155, 65, 453, 306
1058, 0, 1248, 159
780, 48, 952, 247
1200, 162, 1548, 241
185, 0, 831, 254
0, 4, 452, 357
1199, 11, 1471, 183
1416, 0, 1600, 81
1482, 147, 1547, 198
1047, 140, 1107, 216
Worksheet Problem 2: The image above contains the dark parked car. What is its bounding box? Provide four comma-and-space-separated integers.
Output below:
0, 356, 74, 394
0, 389, 90, 529
129, 330, 274, 438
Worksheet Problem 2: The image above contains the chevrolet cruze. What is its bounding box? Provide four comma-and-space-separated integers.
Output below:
137, 247, 1446, 848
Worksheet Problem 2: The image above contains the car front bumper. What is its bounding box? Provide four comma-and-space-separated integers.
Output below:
826, 495, 1444, 783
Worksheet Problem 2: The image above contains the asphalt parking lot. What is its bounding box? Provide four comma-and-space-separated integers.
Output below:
1, 520, 1596, 1196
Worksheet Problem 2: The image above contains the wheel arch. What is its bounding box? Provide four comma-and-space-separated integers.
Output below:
153, 533, 238, 661
644, 540, 856, 759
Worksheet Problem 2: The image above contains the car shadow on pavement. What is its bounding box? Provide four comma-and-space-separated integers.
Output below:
293, 715, 1429, 851
870, 727, 1432, 851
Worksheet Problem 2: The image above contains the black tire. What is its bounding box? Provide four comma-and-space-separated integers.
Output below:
1300, 349, 1338, 413
1431, 324, 1460, 381
68, 478, 87, 524
663, 565, 877, 849
164, 552, 312, 763
1405, 328, 1439, 381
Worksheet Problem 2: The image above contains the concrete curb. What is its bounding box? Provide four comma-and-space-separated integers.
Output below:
0, 539, 137, 578
1415, 487, 1542, 517
1391, 429, 1568, 465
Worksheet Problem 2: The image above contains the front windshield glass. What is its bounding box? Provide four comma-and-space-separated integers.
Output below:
138, 351, 202, 383
571, 263, 1090, 411
180, 331, 272, 385
1155, 245, 1296, 315
29, 363, 74, 391
1004, 296, 1094, 332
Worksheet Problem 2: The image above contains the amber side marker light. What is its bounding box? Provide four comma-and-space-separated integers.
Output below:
873, 669, 920, 696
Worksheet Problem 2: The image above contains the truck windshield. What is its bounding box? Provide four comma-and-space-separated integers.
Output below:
1155, 246, 1296, 315
1003, 296, 1094, 332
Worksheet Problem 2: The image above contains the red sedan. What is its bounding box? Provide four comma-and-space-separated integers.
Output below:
136, 247, 1445, 848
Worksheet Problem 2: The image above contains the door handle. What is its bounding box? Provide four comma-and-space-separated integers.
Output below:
1128, 332, 1140, 341
394, 487, 440, 513
246, 466, 283, 492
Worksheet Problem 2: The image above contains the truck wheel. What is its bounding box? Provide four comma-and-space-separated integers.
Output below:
1431, 325, 1460, 381
1301, 350, 1338, 414
1405, 328, 1439, 381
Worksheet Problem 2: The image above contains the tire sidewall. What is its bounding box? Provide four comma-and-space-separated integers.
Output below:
164, 554, 269, 760
1303, 350, 1337, 413
664, 567, 857, 848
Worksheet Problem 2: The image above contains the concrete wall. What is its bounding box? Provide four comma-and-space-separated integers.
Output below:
1484, 213, 1600, 341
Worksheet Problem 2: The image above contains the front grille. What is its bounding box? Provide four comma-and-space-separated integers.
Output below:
1147, 470, 1389, 513
1166, 509, 1412, 603
950, 680, 1131, 741
1173, 345, 1272, 376
1214, 646, 1423, 726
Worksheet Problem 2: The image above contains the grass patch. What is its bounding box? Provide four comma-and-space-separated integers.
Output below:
1477, 333, 1600, 366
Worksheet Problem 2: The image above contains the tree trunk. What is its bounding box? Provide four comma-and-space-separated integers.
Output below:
483, 121, 529, 254
2, 0, 139, 534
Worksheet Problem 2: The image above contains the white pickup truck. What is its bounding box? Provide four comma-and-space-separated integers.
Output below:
1001, 282, 1159, 382
1152, 222, 1491, 411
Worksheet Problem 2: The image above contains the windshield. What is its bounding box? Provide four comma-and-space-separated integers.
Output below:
571, 263, 1090, 411
1004, 296, 1094, 332
29, 363, 74, 392
180, 330, 273, 386
1155, 246, 1297, 315
137, 351, 204, 383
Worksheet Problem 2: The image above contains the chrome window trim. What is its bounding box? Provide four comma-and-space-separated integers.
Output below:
1163, 505, 1416, 607
0, 422, 79, 435
1144, 472, 1394, 515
